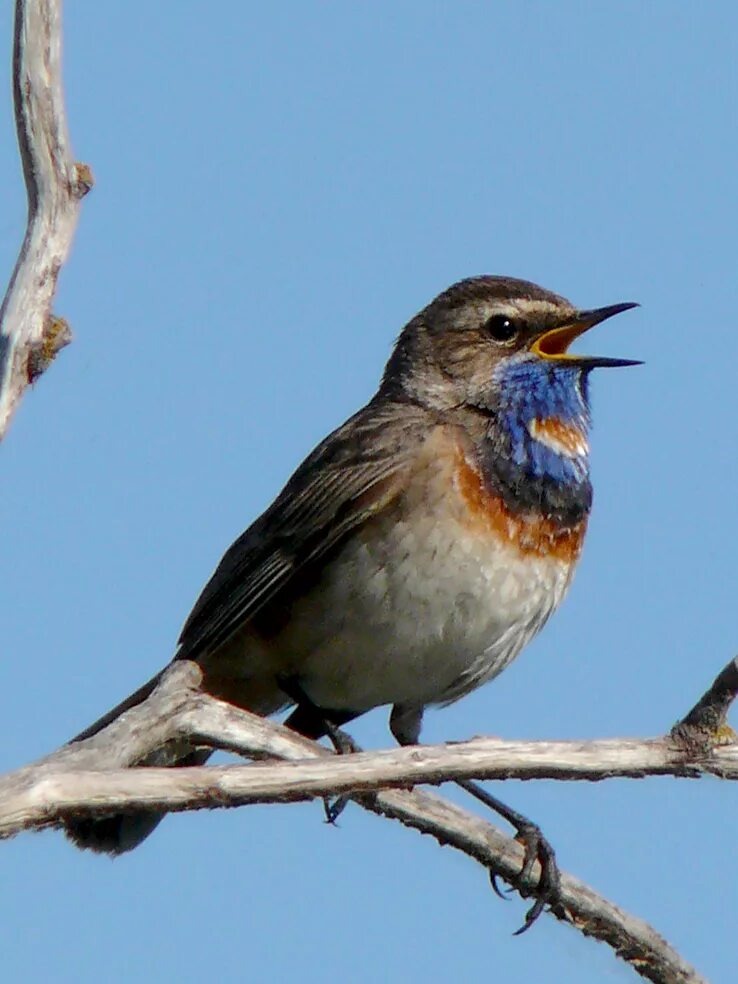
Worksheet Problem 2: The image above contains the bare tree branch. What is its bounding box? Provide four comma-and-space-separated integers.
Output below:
361, 792, 705, 984
2, 657, 734, 983
4, 656, 737, 836
0, 0, 92, 440
7, 720, 738, 831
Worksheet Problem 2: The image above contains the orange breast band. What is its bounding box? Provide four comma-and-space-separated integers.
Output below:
455, 451, 587, 564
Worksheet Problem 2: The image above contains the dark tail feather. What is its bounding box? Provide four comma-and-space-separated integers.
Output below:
64, 747, 212, 854
64, 670, 212, 855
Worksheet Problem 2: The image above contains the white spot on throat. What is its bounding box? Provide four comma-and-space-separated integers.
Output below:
528, 417, 589, 459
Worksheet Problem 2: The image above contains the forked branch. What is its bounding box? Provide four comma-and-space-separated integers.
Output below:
1, 656, 736, 984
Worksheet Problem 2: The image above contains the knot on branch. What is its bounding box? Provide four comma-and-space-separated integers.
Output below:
26, 314, 72, 383
670, 656, 738, 755
71, 161, 94, 199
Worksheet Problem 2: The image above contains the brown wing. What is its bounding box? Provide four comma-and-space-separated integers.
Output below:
176, 398, 428, 661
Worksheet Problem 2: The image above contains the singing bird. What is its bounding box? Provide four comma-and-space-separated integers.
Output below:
67, 276, 639, 906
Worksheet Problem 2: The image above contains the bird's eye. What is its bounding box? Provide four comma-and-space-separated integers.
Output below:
482, 314, 519, 344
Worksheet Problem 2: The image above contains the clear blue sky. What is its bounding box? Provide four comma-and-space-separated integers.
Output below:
1, 3, 736, 982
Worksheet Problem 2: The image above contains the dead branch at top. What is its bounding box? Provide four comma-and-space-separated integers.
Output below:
0, 0, 92, 440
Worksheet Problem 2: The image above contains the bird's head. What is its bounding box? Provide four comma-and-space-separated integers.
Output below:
382, 275, 640, 414
382, 276, 640, 517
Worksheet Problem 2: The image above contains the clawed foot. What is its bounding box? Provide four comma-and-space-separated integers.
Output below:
324, 723, 362, 756
509, 819, 560, 934
457, 778, 561, 933
275, 675, 362, 824
322, 724, 362, 825
323, 795, 349, 824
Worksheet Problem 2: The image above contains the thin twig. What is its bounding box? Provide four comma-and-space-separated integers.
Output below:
672, 655, 738, 752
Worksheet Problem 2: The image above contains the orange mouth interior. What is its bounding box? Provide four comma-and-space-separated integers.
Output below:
531, 323, 588, 359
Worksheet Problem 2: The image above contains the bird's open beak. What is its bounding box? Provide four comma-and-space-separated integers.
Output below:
531, 302, 642, 368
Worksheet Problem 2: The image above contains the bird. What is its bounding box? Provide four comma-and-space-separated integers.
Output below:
66, 275, 639, 918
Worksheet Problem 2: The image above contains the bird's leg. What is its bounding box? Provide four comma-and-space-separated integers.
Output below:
455, 778, 560, 933
389, 702, 559, 933
277, 674, 361, 823
278, 673, 361, 749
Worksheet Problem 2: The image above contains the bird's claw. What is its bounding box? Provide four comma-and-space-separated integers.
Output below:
488, 870, 512, 900
323, 795, 350, 824
325, 724, 361, 756
456, 779, 560, 933
511, 822, 561, 935
322, 726, 361, 824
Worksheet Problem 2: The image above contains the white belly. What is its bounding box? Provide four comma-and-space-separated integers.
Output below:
282, 504, 575, 713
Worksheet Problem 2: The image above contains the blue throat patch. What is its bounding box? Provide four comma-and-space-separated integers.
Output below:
482, 354, 593, 524
495, 355, 591, 483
